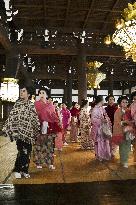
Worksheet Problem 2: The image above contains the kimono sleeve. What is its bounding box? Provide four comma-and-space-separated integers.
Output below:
2, 101, 18, 138
30, 105, 41, 138
114, 109, 122, 127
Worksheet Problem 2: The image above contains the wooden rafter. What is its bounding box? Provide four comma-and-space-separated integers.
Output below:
43, 0, 46, 18
12, 0, 126, 33
14, 16, 115, 24
18, 45, 124, 57
102, 0, 120, 31
64, 0, 71, 27
13, 4, 122, 13
82, 0, 95, 30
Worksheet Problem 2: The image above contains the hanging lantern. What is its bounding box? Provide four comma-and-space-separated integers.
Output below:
87, 61, 106, 89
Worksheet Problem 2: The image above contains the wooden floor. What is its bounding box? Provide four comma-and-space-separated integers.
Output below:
1, 136, 136, 184
1, 180, 136, 205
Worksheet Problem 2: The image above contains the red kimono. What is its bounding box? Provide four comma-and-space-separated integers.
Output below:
33, 100, 60, 166
105, 104, 118, 127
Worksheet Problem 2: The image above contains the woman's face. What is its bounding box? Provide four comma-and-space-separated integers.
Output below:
39, 90, 47, 100
108, 97, 115, 105
62, 104, 67, 109
120, 99, 128, 108
74, 103, 78, 108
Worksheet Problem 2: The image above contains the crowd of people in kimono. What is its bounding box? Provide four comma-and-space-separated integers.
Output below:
2, 81, 136, 179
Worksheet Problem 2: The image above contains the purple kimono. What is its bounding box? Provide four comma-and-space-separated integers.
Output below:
61, 108, 71, 130
91, 105, 111, 161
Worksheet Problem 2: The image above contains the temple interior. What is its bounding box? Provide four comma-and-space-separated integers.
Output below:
0, 0, 136, 204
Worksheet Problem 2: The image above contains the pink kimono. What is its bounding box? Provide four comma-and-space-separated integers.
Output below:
91, 105, 111, 161
130, 102, 136, 161
130, 102, 136, 127
55, 107, 63, 150
61, 108, 71, 130
33, 100, 59, 166
61, 108, 71, 143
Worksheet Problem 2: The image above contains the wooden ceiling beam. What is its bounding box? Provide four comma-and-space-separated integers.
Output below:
43, 0, 46, 19
14, 16, 114, 24
83, 0, 95, 30
18, 45, 124, 57
19, 46, 77, 55
13, 4, 122, 13
32, 73, 66, 80
102, 0, 120, 31
31, 72, 136, 82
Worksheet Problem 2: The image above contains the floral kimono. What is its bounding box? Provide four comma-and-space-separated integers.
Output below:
112, 108, 133, 165
2, 99, 40, 174
79, 107, 93, 149
91, 105, 111, 161
33, 100, 59, 166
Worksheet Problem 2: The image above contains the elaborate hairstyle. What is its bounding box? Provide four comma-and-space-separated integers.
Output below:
105, 94, 115, 102
38, 87, 51, 99
81, 99, 88, 108
53, 100, 58, 104
94, 95, 103, 104
72, 101, 78, 107
117, 95, 128, 104
131, 91, 136, 100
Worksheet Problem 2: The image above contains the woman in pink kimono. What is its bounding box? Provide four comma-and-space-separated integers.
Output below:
53, 101, 63, 151
91, 96, 111, 161
130, 91, 136, 162
70, 102, 79, 142
33, 87, 60, 170
61, 103, 71, 145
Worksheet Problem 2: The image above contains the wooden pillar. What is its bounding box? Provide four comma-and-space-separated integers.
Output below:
93, 88, 97, 99
122, 82, 125, 95
67, 68, 72, 108
108, 74, 113, 95
78, 41, 87, 105
62, 82, 67, 103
